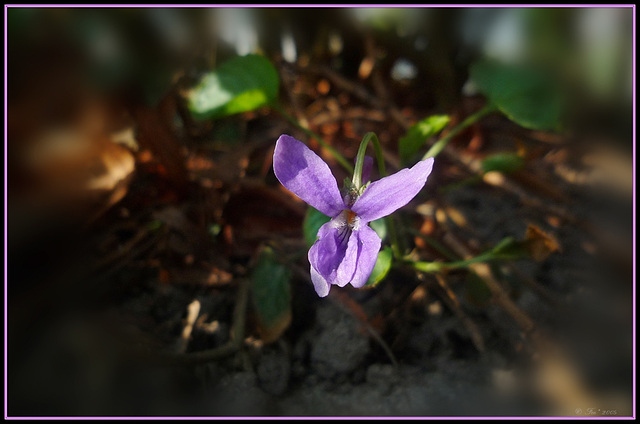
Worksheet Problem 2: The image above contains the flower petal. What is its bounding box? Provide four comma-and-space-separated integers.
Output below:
349, 225, 382, 288
273, 134, 344, 217
352, 157, 434, 222
335, 230, 359, 286
310, 266, 330, 297
308, 219, 348, 288
308, 219, 381, 294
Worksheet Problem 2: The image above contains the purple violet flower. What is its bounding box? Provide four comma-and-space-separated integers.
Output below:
273, 134, 434, 297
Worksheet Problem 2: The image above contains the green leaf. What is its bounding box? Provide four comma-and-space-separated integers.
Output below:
399, 115, 450, 163
303, 207, 331, 248
470, 60, 562, 131
481, 153, 525, 174
369, 218, 387, 241
187, 54, 279, 120
364, 247, 394, 287
251, 247, 292, 343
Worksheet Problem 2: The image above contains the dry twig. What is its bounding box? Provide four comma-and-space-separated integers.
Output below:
433, 274, 486, 353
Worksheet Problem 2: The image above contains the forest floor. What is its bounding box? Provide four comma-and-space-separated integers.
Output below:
8, 62, 634, 417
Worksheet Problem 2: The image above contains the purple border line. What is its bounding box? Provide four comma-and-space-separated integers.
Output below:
1, 3, 638, 7
3, 418, 636, 421
3, 3, 637, 421
4, 3, 8, 422
632, 2, 637, 422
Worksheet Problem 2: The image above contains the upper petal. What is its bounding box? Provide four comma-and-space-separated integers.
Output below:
273, 135, 344, 217
351, 157, 434, 222
349, 225, 382, 288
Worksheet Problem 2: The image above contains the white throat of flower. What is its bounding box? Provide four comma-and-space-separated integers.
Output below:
331, 209, 361, 245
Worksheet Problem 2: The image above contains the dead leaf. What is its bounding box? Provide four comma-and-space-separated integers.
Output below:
525, 224, 561, 262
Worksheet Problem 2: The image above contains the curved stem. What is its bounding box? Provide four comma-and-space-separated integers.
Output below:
352, 132, 403, 258
352, 132, 385, 188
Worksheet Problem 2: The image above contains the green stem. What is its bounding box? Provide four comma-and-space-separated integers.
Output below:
352, 132, 403, 259
273, 103, 353, 173
386, 218, 403, 260
410, 237, 522, 273
352, 132, 385, 188
423, 103, 496, 159
411, 252, 498, 273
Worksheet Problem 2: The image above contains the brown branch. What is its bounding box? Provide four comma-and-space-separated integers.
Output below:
129, 278, 249, 365
331, 292, 399, 369
442, 232, 537, 337
433, 275, 486, 353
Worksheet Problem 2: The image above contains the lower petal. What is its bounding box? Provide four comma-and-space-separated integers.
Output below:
308, 219, 348, 292
349, 225, 382, 288
310, 266, 330, 297
335, 231, 359, 286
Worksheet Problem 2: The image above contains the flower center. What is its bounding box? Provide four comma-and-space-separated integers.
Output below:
346, 210, 358, 226
335, 210, 359, 246
332, 209, 360, 237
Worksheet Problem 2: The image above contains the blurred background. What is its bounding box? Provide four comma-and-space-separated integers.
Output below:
7, 7, 634, 417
